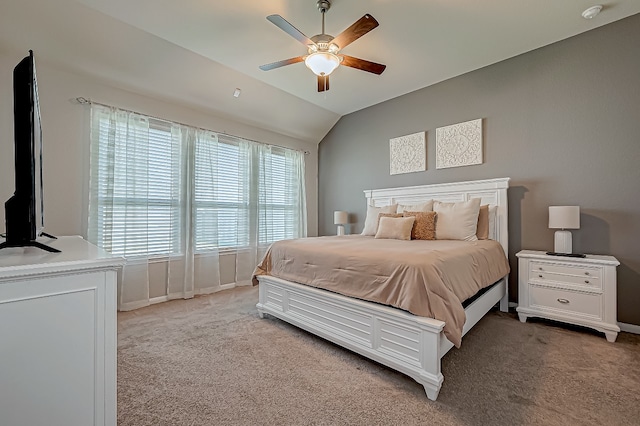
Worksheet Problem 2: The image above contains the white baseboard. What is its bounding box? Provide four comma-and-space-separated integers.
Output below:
153, 283, 239, 301
618, 322, 640, 335
149, 295, 169, 305
119, 299, 152, 311
196, 282, 236, 295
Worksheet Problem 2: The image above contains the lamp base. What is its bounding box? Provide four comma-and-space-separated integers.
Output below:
337, 225, 345, 236
554, 230, 573, 254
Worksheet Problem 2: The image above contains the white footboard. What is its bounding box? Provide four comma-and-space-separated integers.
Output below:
256, 275, 506, 401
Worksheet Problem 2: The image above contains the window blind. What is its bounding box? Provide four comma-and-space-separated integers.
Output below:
194, 134, 250, 251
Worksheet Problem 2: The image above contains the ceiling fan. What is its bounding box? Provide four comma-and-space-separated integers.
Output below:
259, 0, 386, 92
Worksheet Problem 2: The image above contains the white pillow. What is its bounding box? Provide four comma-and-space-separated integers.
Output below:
433, 198, 481, 241
396, 200, 434, 213
374, 216, 415, 240
361, 204, 398, 236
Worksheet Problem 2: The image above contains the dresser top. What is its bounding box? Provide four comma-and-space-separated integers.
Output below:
0, 236, 125, 280
516, 250, 619, 266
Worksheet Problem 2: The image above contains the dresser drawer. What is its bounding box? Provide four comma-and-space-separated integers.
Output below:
529, 261, 601, 291
529, 285, 602, 319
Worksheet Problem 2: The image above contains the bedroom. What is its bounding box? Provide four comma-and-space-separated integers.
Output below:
0, 0, 639, 425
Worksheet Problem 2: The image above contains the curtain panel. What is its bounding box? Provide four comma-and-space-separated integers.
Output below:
88, 104, 307, 310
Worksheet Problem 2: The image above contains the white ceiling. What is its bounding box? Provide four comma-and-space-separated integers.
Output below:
2, 1, 639, 143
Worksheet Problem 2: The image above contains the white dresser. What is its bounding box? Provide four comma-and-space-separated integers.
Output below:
0, 236, 124, 426
516, 250, 620, 342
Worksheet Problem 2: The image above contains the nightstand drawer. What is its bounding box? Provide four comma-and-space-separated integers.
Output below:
530, 261, 601, 279
529, 285, 601, 319
529, 262, 601, 290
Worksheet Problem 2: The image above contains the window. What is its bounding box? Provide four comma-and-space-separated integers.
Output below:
193, 136, 306, 252
89, 111, 184, 257
194, 135, 250, 251
258, 147, 305, 245
88, 105, 306, 258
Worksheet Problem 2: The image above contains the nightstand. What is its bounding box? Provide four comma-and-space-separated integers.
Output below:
516, 250, 620, 342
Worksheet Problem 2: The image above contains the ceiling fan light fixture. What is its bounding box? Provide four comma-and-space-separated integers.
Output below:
305, 52, 341, 76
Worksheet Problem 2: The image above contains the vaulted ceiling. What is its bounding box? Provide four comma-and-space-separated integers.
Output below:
2, 0, 639, 143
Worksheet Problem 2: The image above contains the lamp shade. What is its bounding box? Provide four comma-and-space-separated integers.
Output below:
305, 52, 340, 76
548, 206, 580, 229
334, 211, 348, 225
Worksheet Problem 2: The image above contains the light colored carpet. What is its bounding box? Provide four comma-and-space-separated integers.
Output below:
117, 286, 640, 426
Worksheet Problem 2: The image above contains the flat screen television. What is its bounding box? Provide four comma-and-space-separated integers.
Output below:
0, 50, 58, 253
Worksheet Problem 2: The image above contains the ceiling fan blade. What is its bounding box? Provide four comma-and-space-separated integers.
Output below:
331, 14, 379, 51
340, 55, 386, 75
267, 15, 316, 47
259, 56, 305, 71
317, 75, 329, 92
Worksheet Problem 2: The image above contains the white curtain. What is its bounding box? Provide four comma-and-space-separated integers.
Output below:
88, 104, 306, 310
235, 144, 307, 284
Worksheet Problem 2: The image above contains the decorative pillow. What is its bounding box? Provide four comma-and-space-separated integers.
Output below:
361, 204, 398, 236
476, 205, 499, 240
378, 213, 403, 230
433, 198, 481, 241
476, 205, 490, 240
374, 216, 415, 240
396, 200, 434, 213
403, 211, 437, 240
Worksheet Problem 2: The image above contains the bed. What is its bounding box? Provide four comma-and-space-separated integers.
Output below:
255, 177, 510, 400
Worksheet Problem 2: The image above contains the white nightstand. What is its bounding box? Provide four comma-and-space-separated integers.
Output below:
516, 250, 620, 342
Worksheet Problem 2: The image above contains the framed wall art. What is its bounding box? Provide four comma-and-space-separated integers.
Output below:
435, 119, 483, 169
389, 131, 426, 175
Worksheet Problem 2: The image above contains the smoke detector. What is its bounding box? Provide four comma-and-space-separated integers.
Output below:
582, 5, 602, 19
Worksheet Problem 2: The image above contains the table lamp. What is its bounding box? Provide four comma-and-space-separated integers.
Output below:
548, 206, 582, 256
334, 211, 348, 236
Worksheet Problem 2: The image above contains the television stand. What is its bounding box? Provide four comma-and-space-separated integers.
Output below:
0, 236, 124, 426
0, 240, 60, 253
39, 231, 57, 239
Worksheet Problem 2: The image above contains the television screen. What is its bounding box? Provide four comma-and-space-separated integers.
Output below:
32, 56, 44, 235
0, 50, 58, 253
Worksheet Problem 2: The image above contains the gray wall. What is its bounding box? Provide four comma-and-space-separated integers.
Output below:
318, 14, 640, 325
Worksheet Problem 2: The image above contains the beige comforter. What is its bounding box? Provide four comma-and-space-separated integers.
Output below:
253, 235, 510, 347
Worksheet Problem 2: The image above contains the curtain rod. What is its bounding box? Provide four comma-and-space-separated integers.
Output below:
75, 97, 311, 155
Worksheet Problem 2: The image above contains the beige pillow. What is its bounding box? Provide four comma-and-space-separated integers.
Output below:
378, 213, 403, 230
396, 200, 434, 213
403, 211, 437, 240
433, 198, 481, 241
375, 216, 415, 240
361, 204, 398, 236
476, 205, 490, 240
476, 205, 499, 240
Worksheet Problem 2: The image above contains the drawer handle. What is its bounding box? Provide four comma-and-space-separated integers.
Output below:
557, 298, 570, 304
585, 272, 590, 276
538, 274, 543, 278
585, 280, 590, 284
539, 267, 543, 271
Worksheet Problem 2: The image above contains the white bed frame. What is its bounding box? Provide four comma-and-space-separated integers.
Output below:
256, 177, 510, 400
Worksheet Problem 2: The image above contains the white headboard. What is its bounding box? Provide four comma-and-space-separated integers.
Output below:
363, 178, 510, 256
